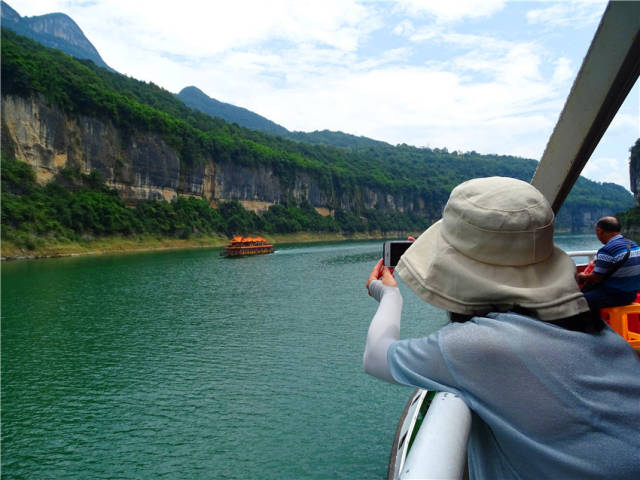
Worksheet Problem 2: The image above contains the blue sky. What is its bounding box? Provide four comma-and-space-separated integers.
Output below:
10, 0, 640, 190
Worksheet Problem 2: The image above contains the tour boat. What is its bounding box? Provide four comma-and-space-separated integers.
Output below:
221, 236, 274, 257
387, 3, 640, 479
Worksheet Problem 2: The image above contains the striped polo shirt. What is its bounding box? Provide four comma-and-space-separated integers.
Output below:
594, 234, 640, 292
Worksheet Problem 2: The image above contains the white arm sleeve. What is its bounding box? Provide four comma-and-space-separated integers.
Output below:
363, 279, 403, 384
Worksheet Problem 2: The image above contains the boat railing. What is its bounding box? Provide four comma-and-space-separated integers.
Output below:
568, 250, 598, 273
397, 392, 471, 480
567, 250, 597, 264
390, 391, 471, 480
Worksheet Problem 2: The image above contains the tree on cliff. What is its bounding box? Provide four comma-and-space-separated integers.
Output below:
629, 138, 640, 201
616, 138, 640, 239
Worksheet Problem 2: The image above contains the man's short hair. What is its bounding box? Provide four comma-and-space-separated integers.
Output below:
596, 217, 621, 232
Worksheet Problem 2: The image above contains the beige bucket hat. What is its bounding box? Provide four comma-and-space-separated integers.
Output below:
396, 177, 589, 321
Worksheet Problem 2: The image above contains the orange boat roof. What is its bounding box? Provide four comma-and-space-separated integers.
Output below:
229, 236, 270, 243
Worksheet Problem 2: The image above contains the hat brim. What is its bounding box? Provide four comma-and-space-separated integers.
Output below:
396, 220, 589, 321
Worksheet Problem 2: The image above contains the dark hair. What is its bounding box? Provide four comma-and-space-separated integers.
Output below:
448, 307, 605, 333
548, 310, 605, 333
449, 312, 474, 323
596, 217, 621, 233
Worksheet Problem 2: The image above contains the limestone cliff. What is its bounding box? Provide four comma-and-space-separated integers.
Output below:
1, 94, 423, 218
620, 138, 640, 239
629, 138, 640, 204
3, 94, 631, 231
2, 94, 201, 201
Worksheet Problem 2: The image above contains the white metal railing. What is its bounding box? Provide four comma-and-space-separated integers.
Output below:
567, 250, 598, 265
399, 392, 471, 480
389, 389, 428, 479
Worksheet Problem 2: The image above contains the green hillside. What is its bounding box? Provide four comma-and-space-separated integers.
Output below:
176, 85, 393, 149
1, 27, 634, 251
177, 85, 290, 136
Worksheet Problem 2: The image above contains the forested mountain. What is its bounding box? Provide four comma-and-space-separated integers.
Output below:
177, 86, 290, 136
0, 1, 112, 71
177, 85, 391, 149
1, 27, 634, 253
286, 130, 392, 149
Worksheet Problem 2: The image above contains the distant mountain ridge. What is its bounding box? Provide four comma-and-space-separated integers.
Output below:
177, 86, 289, 136
0, 1, 112, 71
177, 85, 391, 149
286, 129, 391, 149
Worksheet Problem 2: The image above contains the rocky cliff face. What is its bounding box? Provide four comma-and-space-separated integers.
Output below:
1, 94, 425, 218
629, 139, 640, 204
3, 93, 626, 231
2, 95, 195, 201
555, 207, 617, 233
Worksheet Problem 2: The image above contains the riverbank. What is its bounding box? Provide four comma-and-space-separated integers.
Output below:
1, 231, 415, 261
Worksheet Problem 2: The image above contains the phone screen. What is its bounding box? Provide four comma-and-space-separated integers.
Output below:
384, 241, 413, 267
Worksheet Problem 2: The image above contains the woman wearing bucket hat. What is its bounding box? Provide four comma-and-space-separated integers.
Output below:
363, 177, 640, 479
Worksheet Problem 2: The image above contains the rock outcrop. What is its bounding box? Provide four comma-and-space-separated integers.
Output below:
629, 138, 640, 204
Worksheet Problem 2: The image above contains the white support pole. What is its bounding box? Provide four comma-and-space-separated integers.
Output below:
400, 392, 472, 480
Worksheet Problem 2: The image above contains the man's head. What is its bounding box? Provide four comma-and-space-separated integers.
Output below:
595, 216, 621, 244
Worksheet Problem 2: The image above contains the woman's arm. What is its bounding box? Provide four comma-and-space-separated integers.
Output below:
363, 260, 403, 383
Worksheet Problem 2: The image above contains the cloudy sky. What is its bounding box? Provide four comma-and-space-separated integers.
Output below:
10, 0, 640, 189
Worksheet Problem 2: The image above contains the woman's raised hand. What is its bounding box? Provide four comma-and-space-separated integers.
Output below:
366, 259, 398, 294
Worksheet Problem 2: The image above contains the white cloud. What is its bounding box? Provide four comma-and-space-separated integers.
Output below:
526, 0, 606, 29
406, 26, 441, 43
131, 0, 372, 54
247, 55, 561, 162
393, 19, 414, 37
9, 0, 62, 14
551, 57, 574, 86
394, 0, 505, 23
15, 0, 378, 60
607, 112, 640, 133
582, 156, 631, 189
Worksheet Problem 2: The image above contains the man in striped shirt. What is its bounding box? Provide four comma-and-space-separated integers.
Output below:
578, 216, 640, 311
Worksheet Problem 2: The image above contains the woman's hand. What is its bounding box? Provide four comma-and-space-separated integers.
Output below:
366, 259, 398, 294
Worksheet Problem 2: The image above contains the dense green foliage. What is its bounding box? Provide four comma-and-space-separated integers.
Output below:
288, 129, 392, 149
178, 86, 289, 136
1, 157, 425, 250
619, 206, 640, 231
177, 86, 392, 149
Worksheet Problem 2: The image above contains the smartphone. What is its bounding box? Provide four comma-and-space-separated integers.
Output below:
383, 240, 413, 267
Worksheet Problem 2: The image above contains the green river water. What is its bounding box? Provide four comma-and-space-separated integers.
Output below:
1, 235, 601, 479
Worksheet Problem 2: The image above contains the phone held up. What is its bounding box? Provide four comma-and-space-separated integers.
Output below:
383, 240, 414, 268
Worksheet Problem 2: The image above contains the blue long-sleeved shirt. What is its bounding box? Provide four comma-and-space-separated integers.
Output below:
364, 280, 640, 479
